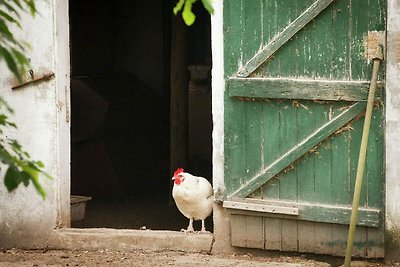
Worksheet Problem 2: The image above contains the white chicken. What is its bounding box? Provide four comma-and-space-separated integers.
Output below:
172, 168, 213, 233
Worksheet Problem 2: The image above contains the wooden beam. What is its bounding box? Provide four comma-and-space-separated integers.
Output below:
236, 0, 334, 77
227, 77, 383, 101
223, 200, 299, 215
230, 102, 367, 198
225, 198, 380, 228
170, 15, 188, 173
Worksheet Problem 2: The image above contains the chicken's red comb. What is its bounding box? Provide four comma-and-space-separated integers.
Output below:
174, 168, 184, 177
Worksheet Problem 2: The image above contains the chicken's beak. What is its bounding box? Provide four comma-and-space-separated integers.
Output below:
171, 177, 175, 181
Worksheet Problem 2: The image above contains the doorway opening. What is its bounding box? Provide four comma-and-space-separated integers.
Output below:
69, 0, 212, 231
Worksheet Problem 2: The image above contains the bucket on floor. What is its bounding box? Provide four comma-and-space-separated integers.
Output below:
70, 195, 92, 221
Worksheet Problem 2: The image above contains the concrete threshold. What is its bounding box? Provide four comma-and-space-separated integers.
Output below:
47, 228, 214, 253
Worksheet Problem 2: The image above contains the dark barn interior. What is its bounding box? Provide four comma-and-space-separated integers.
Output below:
69, 0, 212, 231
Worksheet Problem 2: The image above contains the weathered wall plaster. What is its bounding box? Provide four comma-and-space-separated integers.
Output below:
211, 0, 233, 253
0, 0, 69, 248
385, 0, 400, 261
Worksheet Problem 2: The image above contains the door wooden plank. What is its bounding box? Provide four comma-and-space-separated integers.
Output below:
264, 217, 281, 250
331, 104, 352, 206
331, 103, 352, 256
225, 99, 246, 195
366, 110, 384, 208
260, 0, 279, 77
223, 200, 298, 215
227, 78, 383, 101
313, 102, 333, 254
279, 98, 298, 251
261, 101, 280, 199
278, 103, 297, 202
296, 0, 317, 79
349, 116, 367, 207
296, 102, 316, 205
245, 103, 264, 188
230, 102, 367, 198
297, 99, 317, 253
237, 0, 334, 77
231, 214, 247, 247
314, 222, 334, 255
353, 226, 367, 257
368, 0, 386, 79
314, 0, 332, 79
331, 0, 350, 80
260, 100, 281, 248
231, 214, 264, 249
242, 1, 263, 68
274, 0, 298, 79
295, 100, 314, 205
350, 0, 369, 80
366, 108, 385, 257
225, 198, 381, 227
298, 221, 316, 253
281, 220, 298, 251
223, 0, 245, 77
367, 227, 385, 258
246, 215, 265, 249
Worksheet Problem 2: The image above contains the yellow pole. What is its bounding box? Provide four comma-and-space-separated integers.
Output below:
344, 50, 383, 267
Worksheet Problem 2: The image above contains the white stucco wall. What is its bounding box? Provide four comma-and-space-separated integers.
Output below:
211, 0, 225, 200
0, 0, 70, 248
211, 0, 237, 254
385, 0, 400, 260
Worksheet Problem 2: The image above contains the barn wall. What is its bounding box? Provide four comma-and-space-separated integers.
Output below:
0, 0, 70, 247
385, 0, 400, 261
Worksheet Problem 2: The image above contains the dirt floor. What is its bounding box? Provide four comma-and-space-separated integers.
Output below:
71, 194, 213, 232
0, 249, 398, 267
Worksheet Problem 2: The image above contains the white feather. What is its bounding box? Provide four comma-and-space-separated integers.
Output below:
172, 172, 213, 221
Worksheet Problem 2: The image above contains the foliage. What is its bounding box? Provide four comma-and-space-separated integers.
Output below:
0, 0, 51, 199
0, 0, 38, 82
0, 99, 51, 199
173, 0, 214, 26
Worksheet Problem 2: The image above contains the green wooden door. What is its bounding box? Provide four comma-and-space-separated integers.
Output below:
222, 0, 385, 257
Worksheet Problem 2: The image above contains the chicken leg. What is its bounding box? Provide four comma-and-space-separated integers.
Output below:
181, 218, 194, 233
200, 219, 207, 233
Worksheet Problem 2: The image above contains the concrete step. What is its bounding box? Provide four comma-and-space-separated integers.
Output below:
47, 228, 214, 253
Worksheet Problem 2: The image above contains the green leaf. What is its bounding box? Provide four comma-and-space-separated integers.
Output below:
200, 0, 214, 15
11, 48, 29, 68
0, 1, 21, 17
0, 114, 7, 125
36, 160, 44, 168
0, 9, 21, 27
0, 18, 16, 43
173, 0, 185, 15
20, 164, 46, 199
0, 97, 14, 113
182, 0, 196, 26
20, 170, 30, 186
23, 0, 36, 16
4, 165, 22, 192
0, 46, 22, 81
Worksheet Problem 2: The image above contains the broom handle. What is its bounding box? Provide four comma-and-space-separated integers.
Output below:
344, 53, 383, 267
